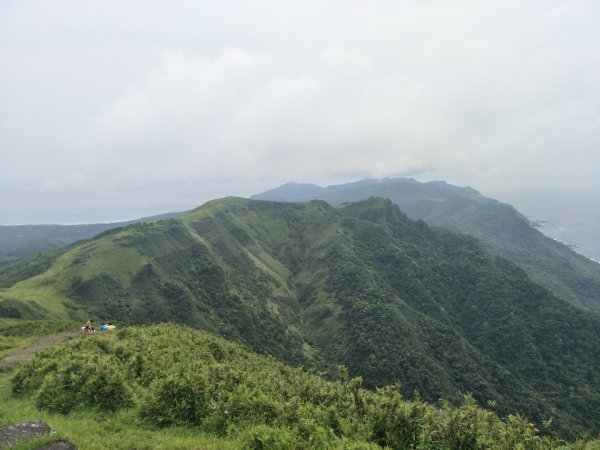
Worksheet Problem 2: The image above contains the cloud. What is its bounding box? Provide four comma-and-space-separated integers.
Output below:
1, 0, 599, 223
92, 47, 412, 183
89, 26, 599, 191
40, 173, 90, 193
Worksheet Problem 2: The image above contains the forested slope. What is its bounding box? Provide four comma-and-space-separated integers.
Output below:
253, 178, 600, 313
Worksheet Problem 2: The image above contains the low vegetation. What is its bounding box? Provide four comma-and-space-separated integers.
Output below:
5, 324, 600, 449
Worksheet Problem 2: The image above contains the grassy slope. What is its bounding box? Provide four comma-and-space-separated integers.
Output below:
0, 212, 186, 262
4, 323, 599, 450
1, 198, 600, 438
0, 228, 148, 318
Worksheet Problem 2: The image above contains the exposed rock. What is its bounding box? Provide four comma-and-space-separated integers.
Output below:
0, 420, 52, 448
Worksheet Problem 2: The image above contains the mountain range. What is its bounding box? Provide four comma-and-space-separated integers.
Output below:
253, 178, 600, 313
0, 195, 599, 438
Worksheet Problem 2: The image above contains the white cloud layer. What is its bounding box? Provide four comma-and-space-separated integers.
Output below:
1, 0, 599, 223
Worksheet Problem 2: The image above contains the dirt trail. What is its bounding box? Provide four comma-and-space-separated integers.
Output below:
0, 332, 79, 371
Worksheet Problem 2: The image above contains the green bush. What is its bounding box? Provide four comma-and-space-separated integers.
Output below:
33, 358, 132, 413
35, 372, 81, 413
142, 369, 210, 426
9, 324, 596, 448
239, 424, 299, 450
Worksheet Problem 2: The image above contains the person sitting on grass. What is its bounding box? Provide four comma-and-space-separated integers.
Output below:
83, 319, 95, 335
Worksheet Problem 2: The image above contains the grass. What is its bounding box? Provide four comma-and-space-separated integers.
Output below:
0, 233, 147, 317
0, 374, 240, 449
0, 284, 68, 317
65, 242, 146, 287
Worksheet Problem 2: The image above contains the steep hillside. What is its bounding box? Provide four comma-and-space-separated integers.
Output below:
253, 178, 600, 313
0, 197, 599, 438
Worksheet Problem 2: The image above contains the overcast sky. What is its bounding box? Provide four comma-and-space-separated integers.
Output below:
1, 0, 599, 224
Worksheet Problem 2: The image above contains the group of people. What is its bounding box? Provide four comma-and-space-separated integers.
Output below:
80, 319, 116, 335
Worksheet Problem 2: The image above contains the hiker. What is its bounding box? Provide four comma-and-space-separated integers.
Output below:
100, 323, 108, 332
84, 319, 95, 334
106, 322, 116, 331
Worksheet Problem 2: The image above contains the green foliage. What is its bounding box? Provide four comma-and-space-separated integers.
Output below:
2, 197, 600, 439
12, 341, 133, 413
365, 388, 564, 450
0, 319, 77, 338
142, 370, 210, 426
0, 239, 65, 263
8, 324, 595, 449
0, 248, 65, 286
254, 178, 600, 313
0, 375, 241, 449
0, 299, 50, 319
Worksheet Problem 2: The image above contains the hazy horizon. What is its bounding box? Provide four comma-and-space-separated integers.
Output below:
1, 176, 598, 262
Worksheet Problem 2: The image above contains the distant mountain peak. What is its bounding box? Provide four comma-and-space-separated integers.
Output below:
253, 177, 489, 203
281, 181, 320, 187
250, 182, 324, 201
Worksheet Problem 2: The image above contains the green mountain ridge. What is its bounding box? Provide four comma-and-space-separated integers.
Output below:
253, 178, 600, 313
0, 211, 185, 262
1, 196, 599, 438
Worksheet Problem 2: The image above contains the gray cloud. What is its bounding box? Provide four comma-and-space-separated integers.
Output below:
1, 0, 599, 223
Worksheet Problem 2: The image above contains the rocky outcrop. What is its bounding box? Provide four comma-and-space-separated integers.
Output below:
0, 420, 77, 449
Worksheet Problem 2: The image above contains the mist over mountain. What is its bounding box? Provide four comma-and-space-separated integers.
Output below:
253, 178, 600, 313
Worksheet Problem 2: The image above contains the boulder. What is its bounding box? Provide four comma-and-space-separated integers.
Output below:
0, 420, 52, 448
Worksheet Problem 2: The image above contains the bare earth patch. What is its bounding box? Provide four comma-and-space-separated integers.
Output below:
0, 332, 78, 372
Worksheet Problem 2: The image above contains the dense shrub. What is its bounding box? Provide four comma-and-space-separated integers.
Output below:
31, 357, 132, 413
9, 324, 597, 449
142, 369, 210, 426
